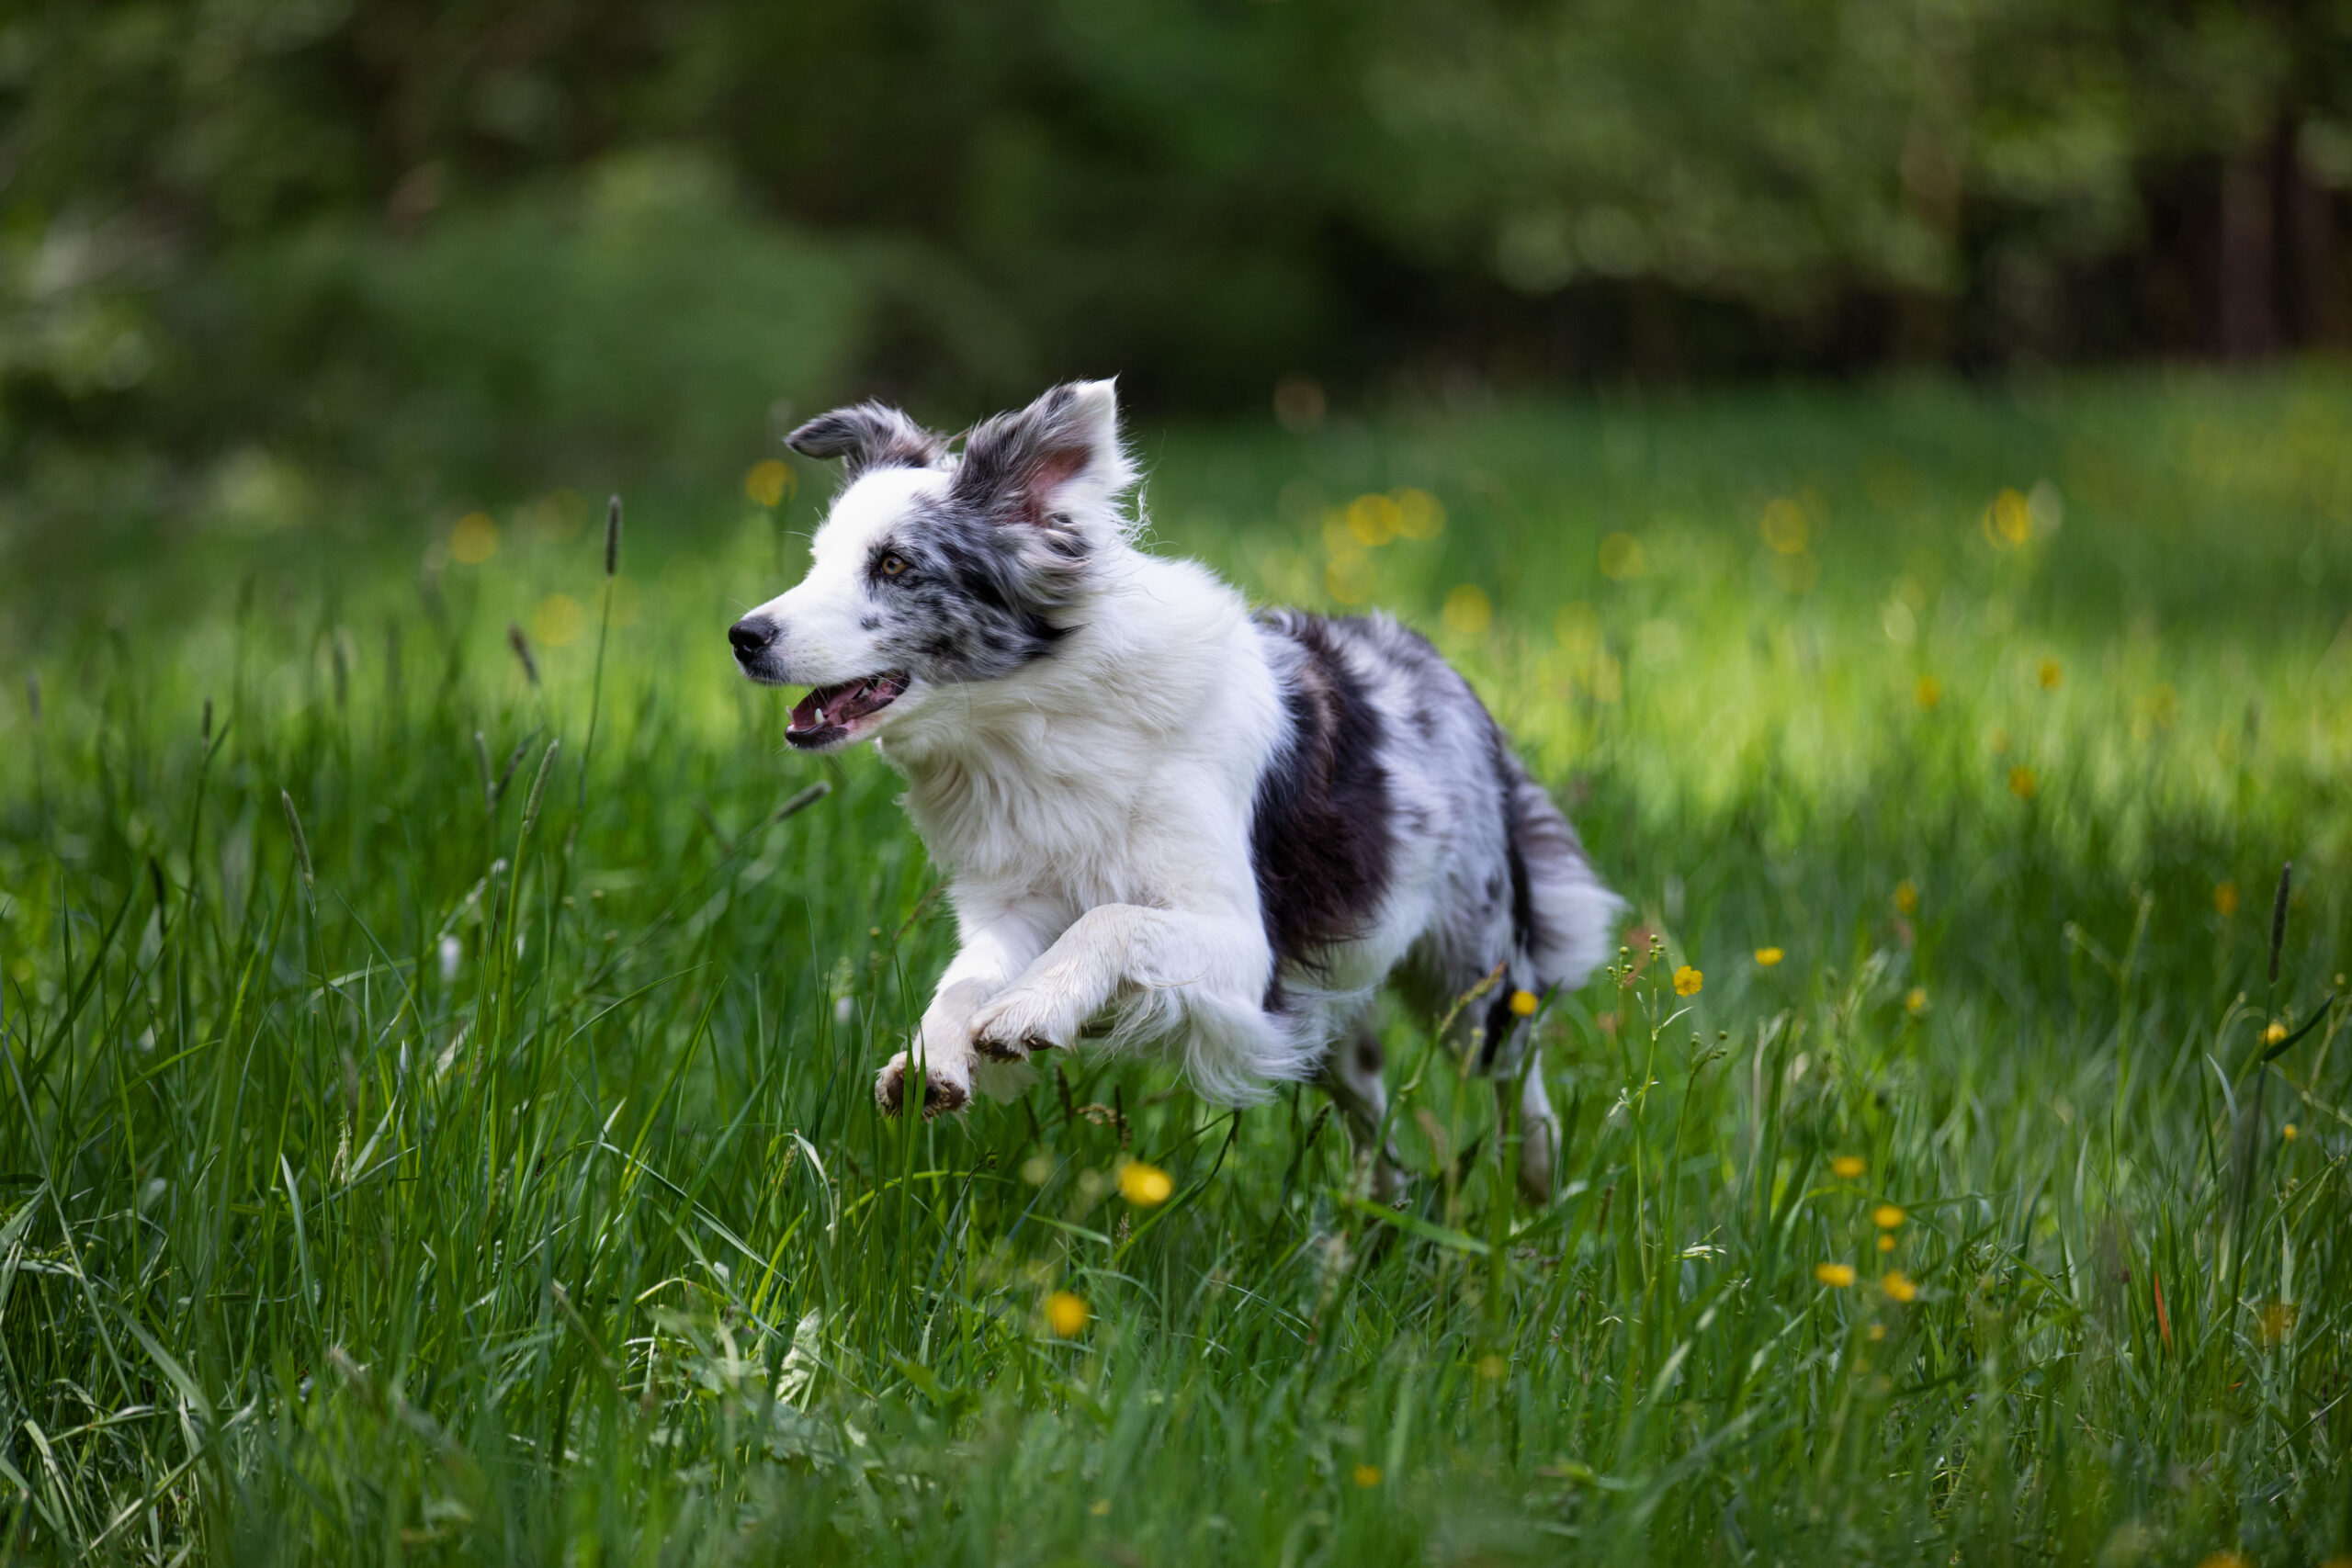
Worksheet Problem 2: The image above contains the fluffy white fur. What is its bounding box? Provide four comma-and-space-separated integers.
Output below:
734, 380, 1620, 1197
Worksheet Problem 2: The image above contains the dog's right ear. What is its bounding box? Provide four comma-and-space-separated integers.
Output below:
785, 402, 946, 478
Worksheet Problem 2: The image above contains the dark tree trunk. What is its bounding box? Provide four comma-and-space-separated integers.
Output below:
2285, 126, 2348, 349
2218, 143, 2278, 360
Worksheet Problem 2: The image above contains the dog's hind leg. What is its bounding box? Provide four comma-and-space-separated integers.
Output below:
1318, 1022, 1404, 1202
1501, 1039, 1561, 1205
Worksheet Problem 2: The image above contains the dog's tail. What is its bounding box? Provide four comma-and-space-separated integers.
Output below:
1505, 754, 1622, 994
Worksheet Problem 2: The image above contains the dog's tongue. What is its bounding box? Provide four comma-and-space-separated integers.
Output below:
790, 676, 904, 734
790, 686, 834, 731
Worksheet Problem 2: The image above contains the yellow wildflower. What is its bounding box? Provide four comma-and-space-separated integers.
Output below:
1815, 1263, 1857, 1289
1894, 880, 1919, 915
1045, 1292, 1090, 1337
1442, 584, 1492, 637
1118, 1161, 1175, 1207
744, 459, 796, 507
2038, 659, 2062, 689
1673, 965, 1702, 997
1879, 1234, 1896, 1253
1510, 989, 1539, 1017
1754, 947, 1784, 967
1873, 1205, 1905, 1230
2282, 1122, 2298, 1142
2007, 765, 2038, 800
1882, 1271, 1918, 1303
1831, 1155, 1867, 1180
1353, 1464, 1385, 1487
450, 512, 498, 564
2263, 1021, 2288, 1046
2214, 881, 2239, 917
1914, 675, 1941, 710
1905, 987, 1928, 1016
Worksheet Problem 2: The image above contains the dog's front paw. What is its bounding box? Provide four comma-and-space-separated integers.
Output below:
875, 1048, 972, 1119
968, 986, 1076, 1061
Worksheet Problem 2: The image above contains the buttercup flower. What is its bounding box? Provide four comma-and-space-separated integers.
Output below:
2263, 1021, 2288, 1046
1915, 675, 1941, 709
2214, 881, 2240, 917
1815, 1263, 1856, 1289
1674, 965, 1703, 997
1046, 1292, 1091, 1337
1873, 1204, 1905, 1230
1894, 880, 1919, 915
1353, 1464, 1384, 1487
1882, 1271, 1918, 1303
1831, 1155, 1867, 1180
2007, 765, 2038, 800
2038, 659, 2062, 689
1755, 947, 1784, 967
1118, 1161, 1175, 1206
1510, 988, 1539, 1016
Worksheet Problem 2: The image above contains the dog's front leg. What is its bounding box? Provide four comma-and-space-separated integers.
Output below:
877, 910, 1049, 1118
969, 903, 1268, 1064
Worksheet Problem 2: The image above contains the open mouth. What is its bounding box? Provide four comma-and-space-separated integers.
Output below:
786, 672, 910, 749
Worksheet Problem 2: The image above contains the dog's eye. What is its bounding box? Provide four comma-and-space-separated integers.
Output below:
878, 552, 908, 578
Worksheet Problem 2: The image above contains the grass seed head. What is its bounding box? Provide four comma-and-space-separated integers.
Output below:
507, 623, 540, 686
604, 493, 623, 576
280, 790, 313, 896
2268, 862, 2291, 985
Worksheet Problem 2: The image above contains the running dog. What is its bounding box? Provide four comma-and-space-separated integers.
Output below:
727, 380, 1620, 1198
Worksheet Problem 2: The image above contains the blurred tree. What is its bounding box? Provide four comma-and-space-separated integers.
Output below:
0, 0, 2346, 498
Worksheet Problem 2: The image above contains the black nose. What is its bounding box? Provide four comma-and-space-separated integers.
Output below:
729, 616, 776, 659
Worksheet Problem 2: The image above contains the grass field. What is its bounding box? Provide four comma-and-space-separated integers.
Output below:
2, 369, 2349, 1565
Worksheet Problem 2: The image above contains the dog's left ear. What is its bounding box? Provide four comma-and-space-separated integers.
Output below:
953, 378, 1136, 528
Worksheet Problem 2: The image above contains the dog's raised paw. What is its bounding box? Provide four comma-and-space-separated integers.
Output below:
970, 1027, 1028, 1063
922, 1075, 969, 1117
875, 1055, 910, 1116
970, 992, 1072, 1060
876, 1049, 973, 1119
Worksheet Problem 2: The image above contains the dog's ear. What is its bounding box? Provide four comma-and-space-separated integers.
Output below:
785, 402, 946, 478
952, 379, 1136, 527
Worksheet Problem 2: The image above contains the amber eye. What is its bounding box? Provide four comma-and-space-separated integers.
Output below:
878, 552, 908, 577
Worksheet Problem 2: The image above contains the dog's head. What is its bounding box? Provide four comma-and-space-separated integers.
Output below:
729, 379, 1137, 750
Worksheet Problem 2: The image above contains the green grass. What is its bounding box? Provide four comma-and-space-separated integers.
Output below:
2, 368, 2348, 1565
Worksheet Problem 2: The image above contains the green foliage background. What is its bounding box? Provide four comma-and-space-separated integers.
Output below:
5, 0, 2352, 515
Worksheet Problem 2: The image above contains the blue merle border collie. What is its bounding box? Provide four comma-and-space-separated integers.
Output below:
728, 380, 1621, 1199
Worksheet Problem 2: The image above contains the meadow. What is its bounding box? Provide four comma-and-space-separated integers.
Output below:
1, 369, 2348, 1565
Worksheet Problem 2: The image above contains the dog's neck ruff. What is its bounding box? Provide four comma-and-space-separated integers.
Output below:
876, 549, 1272, 893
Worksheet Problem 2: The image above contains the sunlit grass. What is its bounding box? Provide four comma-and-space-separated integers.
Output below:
0, 369, 2347, 1564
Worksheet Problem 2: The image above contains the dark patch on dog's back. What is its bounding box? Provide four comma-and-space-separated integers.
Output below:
1252, 614, 1394, 1007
